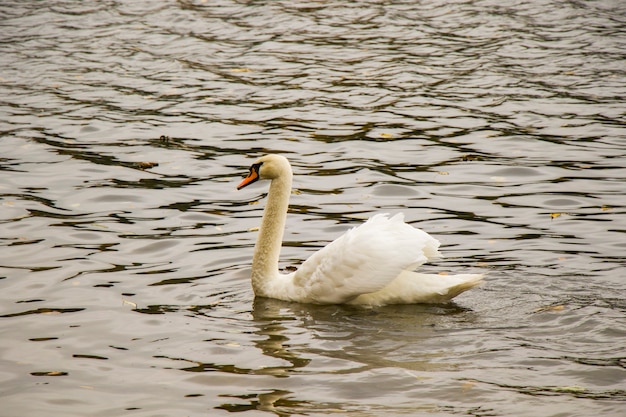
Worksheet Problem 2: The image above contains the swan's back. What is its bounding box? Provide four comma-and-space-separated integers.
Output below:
290, 213, 441, 304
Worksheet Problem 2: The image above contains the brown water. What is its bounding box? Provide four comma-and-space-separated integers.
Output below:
1, 1, 625, 416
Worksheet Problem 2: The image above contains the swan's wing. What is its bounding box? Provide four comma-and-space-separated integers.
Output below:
292, 213, 441, 304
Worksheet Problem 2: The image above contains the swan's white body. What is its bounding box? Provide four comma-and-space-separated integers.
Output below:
237, 155, 482, 306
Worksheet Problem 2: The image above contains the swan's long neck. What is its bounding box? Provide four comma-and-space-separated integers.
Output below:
251, 170, 292, 295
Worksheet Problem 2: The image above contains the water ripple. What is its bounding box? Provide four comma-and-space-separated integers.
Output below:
1, 0, 625, 416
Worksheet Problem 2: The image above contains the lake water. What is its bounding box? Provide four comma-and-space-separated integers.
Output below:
1, 1, 625, 416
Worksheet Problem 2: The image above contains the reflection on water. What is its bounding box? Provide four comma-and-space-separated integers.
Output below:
251, 297, 471, 372
1, 0, 625, 416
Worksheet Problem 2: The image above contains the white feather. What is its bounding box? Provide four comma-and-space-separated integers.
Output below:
291, 213, 441, 304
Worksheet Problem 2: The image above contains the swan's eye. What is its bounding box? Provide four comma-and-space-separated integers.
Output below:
251, 162, 263, 174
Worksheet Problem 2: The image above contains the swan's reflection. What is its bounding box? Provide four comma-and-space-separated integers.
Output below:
249, 298, 312, 377
251, 297, 476, 373
217, 389, 313, 415
213, 298, 477, 414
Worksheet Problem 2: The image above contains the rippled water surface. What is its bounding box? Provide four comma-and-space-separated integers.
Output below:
1, 1, 625, 416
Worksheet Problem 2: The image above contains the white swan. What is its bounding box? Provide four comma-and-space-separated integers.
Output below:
237, 154, 483, 306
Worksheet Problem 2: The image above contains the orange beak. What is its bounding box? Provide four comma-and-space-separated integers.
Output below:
237, 166, 260, 190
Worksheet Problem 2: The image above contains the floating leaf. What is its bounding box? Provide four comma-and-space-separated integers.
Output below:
249, 226, 259, 232
73, 354, 108, 360
0, 308, 84, 318
31, 371, 68, 377
550, 213, 561, 220
380, 133, 394, 139
462, 154, 481, 161
230, 68, 252, 73
535, 305, 565, 313
552, 386, 586, 393
134, 162, 159, 169
462, 381, 476, 390
438, 171, 449, 175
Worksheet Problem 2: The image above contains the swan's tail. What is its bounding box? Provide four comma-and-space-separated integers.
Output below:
350, 272, 484, 306
440, 273, 483, 300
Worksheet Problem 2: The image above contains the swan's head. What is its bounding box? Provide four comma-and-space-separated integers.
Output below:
237, 154, 292, 190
